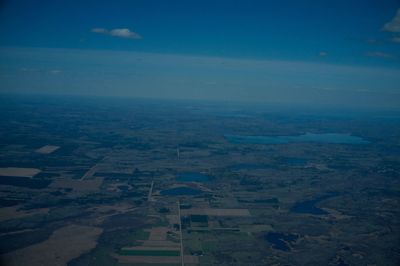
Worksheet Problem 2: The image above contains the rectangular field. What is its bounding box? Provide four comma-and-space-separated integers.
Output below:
114, 254, 199, 264
0, 167, 41, 177
50, 176, 103, 192
35, 145, 60, 154
3, 224, 103, 266
146, 227, 169, 241
115, 255, 181, 264
119, 249, 180, 256
181, 208, 251, 217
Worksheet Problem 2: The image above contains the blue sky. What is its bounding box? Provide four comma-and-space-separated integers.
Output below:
0, 0, 399, 108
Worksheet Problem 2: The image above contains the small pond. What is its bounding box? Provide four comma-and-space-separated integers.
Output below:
264, 232, 298, 251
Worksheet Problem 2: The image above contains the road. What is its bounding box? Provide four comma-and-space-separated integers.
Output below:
147, 180, 154, 201
178, 200, 184, 266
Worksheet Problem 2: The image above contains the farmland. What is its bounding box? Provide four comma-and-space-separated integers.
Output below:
0, 95, 399, 265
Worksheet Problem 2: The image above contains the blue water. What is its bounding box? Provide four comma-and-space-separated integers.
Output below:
160, 187, 203, 196
225, 133, 369, 145
291, 193, 338, 215
264, 232, 298, 251
176, 172, 211, 182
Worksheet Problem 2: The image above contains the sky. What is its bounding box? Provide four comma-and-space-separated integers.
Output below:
0, 0, 400, 109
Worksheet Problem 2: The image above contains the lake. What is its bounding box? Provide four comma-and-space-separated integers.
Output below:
224, 133, 369, 144
264, 232, 298, 251
160, 187, 203, 196
291, 193, 339, 215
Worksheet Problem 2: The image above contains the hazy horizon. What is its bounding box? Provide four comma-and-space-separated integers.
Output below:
1, 46, 400, 110
1, 1, 400, 110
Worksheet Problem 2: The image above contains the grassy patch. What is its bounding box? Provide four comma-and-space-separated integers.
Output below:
119, 249, 180, 256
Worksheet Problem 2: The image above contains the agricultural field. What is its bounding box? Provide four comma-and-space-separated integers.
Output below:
2, 225, 102, 266
0, 95, 399, 265
35, 145, 60, 154
0, 167, 41, 177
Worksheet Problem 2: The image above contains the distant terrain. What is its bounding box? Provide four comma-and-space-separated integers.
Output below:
0, 95, 399, 265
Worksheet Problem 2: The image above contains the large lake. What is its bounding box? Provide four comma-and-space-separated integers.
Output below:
225, 133, 369, 144
290, 192, 339, 215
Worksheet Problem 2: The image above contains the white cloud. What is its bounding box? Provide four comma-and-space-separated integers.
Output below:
19, 67, 62, 75
319, 87, 337, 91
366, 39, 378, 44
91, 27, 142, 39
109, 28, 141, 39
20, 67, 37, 72
49, 70, 62, 75
319, 51, 328, 57
382, 9, 400, 32
91, 28, 107, 34
391, 36, 400, 43
366, 51, 395, 59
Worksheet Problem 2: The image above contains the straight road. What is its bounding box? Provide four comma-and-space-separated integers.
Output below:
178, 200, 184, 266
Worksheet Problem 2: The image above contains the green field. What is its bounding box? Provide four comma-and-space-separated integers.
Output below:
119, 249, 180, 256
